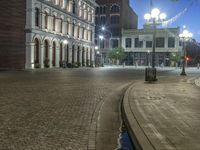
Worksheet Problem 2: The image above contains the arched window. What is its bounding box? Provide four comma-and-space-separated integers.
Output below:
52, 42, 56, 67
110, 4, 120, 13
72, 0, 76, 14
44, 12, 48, 29
35, 8, 40, 27
60, 43, 63, 62
53, 15, 56, 31
60, 19, 63, 33
34, 38, 40, 65
44, 40, 49, 59
72, 45, 75, 63
72, 23, 75, 36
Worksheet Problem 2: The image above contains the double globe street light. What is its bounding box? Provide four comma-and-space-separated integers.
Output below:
144, 8, 167, 81
179, 29, 193, 76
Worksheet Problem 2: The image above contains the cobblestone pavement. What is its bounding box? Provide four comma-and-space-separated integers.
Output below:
0, 67, 199, 150
0, 68, 145, 150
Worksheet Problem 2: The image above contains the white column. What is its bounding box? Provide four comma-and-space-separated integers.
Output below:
25, 42, 35, 69
62, 44, 66, 61
68, 44, 72, 63
68, 23, 72, 36
74, 25, 78, 38
88, 48, 91, 66
40, 44, 44, 68
56, 45, 60, 67
49, 46, 53, 68
69, 0, 73, 12
91, 48, 95, 63
84, 48, 86, 66
79, 27, 83, 39
79, 48, 82, 66
165, 37, 168, 49
41, 12, 45, 29
48, 16, 53, 31
74, 46, 78, 63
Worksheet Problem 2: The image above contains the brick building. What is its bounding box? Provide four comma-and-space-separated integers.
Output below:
95, 0, 138, 64
0, 0, 97, 70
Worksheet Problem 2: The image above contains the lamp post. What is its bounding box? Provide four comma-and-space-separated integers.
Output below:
101, 26, 113, 48
144, 8, 167, 81
147, 50, 150, 67
98, 35, 104, 66
179, 29, 193, 76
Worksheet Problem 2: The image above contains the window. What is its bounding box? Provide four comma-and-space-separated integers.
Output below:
72, 0, 76, 14
95, 17, 99, 24
168, 37, 175, 48
96, 7, 99, 14
103, 6, 106, 14
72, 23, 75, 36
135, 38, 143, 48
34, 38, 39, 64
112, 39, 118, 48
146, 41, 152, 48
35, 8, 40, 27
126, 38, 132, 48
156, 37, 165, 48
100, 39, 105, 48
110, 15, 119, 24
60, 43, 63, 61
44, 12, 48, 29
110, 4, 120, 13
100, 16, 106, 24
60, 19, 63, 33
53, 15, 56, 31
100, 6, 103, 14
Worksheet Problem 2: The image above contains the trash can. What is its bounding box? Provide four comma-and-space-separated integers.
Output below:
145, 68, 157, 81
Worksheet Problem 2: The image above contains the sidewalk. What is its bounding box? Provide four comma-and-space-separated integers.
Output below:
122, 76, 200, 150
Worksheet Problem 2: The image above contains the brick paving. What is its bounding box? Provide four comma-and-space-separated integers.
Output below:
123, 76, 200, 150
0, 68, 142, 150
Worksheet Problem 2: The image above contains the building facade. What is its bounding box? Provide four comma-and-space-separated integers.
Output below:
0, 0, 97, 69
95, 0, 138, 64
122, 27, 182, 66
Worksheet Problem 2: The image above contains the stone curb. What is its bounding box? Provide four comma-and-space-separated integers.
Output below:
122, 83, 155, 150
195, 78, 200, 87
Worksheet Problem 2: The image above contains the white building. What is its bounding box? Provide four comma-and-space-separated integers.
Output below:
122, 27, 182, 66
26, 0, 97, 69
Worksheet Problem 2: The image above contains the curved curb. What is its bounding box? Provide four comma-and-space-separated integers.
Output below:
195, 78, 200, 87
122, 83, 155, 150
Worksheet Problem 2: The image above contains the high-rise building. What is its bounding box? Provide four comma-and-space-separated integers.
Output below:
95, 0, 138, 64
0, 0, 97, 69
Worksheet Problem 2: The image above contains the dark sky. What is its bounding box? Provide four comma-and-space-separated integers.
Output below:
130, 0, 200, 42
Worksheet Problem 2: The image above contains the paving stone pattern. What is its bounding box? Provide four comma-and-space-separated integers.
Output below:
0, 68, 140, 150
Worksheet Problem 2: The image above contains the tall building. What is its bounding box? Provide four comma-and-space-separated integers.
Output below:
0, 0, 97, 70
95, 0, 138, 64
122, 27, 182, 66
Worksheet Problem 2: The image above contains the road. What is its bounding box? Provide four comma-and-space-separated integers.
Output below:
0, 67, 199, 150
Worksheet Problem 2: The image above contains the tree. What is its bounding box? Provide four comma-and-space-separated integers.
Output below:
170, 52, 181, 63
108, 47, 126, 64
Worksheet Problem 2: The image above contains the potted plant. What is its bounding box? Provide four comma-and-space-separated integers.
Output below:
44, 58, 50, 68
34, 60, 40, 68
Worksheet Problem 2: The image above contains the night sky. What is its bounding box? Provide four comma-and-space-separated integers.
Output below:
130, 0, 200, 42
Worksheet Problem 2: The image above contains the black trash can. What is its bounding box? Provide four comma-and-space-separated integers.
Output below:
145, 68, 157, 81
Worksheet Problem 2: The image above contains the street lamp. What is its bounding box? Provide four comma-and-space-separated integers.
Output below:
147, 50, 150, 67
179, 29, 193, 76
101, 26, 113, 48
144, 8, 167, 81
